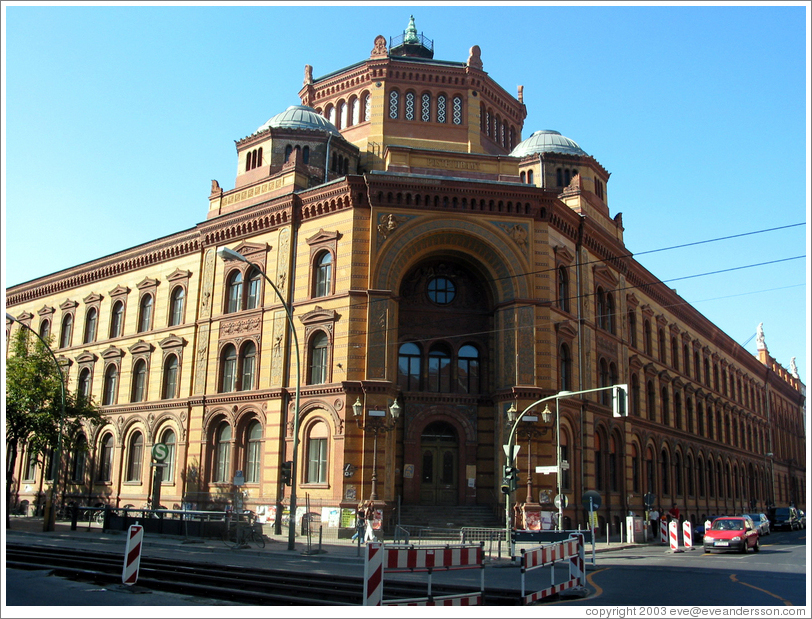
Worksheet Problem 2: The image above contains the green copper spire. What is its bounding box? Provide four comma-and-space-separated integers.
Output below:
404, 15, 419, 44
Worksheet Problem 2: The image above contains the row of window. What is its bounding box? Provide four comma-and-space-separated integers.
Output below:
554, 266, 766, 417
322, 93, 372, 130
43, 285, 187, 350
80, 352, 181, 406
480, 104, 516, 150
245, 147, 263, 172
388, 91, 464, 125
397, 341, 481, 394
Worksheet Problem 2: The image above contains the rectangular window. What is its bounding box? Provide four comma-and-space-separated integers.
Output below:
307, 438, 327, 484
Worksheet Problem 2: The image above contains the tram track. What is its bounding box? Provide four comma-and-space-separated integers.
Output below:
7, 542, 521, 605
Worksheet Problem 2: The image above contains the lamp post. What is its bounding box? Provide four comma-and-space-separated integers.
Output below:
216, 247, 301, 551
503, 383, 628, 555
353, 397, 400, 501
513, 410, 551, 505
6, 313, 66, 533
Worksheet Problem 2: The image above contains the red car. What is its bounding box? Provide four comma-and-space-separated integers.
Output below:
703, 516, 760, 554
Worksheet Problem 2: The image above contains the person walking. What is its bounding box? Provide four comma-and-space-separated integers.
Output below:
649, 507, 660, 540
363, 500, 377, 542
351, 502, 365, 541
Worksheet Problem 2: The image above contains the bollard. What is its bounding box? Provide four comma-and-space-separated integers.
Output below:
682, 520, 693, 549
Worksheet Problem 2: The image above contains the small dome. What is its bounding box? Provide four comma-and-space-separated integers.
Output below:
510, 130, 588, 158
256, 105, 341, 137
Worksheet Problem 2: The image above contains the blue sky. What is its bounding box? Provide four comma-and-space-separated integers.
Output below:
3, 3, 809, 383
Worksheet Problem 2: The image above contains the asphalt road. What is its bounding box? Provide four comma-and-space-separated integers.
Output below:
554, 528, 807, 607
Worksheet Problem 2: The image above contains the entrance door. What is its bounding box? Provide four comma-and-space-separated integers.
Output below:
419, 421, 458, 506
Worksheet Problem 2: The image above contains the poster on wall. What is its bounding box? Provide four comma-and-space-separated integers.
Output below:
322, 507, 341, 528
340, 508, 356, 528
256, 505, 276, 525
372, 509, 383, 530
525, 511, 541, 531
540, 511, 553, 530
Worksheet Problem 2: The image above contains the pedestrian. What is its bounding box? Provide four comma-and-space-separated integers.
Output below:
351, 502, 365, 541
649, 507, 660, 536
363, 500, 377, 542
668, 503, 680, 522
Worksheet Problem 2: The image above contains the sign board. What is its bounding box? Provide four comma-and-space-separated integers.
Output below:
535, 465, 558, 475
151, 443, 168, 462
554, 494, 569, 509
233, 470, 245, 486
644, 492, 656, 507
502, 444, 521, 460
561, 460, 570, 470
582, 490, 602, 510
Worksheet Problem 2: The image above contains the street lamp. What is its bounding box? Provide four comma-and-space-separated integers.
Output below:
216, 247, 301, 551
353, 397, 400, 501
503, 384, 628, 555
514, 408, 551, 505
6, 313, 66, 533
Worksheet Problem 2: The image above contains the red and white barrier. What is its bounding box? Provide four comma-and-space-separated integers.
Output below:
363, 543, 484, 606
519, 534, 585, 605
122, 524, 144, 585
363, 542, 384, 606
683, 521, 693, 548
660, 519, 668, 544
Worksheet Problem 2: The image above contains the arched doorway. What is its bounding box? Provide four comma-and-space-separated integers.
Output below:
419, 421, 459, 506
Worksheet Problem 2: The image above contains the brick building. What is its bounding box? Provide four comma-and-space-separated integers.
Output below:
6, 17, 805, 533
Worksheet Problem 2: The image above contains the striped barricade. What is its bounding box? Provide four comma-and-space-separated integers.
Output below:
519, 534, 585, 605
363, 543, 484, 606
122, 524, 144, 585
683, 521, 693, 549
660, 518, 668, 544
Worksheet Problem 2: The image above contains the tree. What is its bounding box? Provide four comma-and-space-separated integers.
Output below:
5, 328, 104, 527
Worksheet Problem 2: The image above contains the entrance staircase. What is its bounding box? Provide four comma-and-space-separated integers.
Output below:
397, 504, 502, 529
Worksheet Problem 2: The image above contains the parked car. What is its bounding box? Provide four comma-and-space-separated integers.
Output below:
743, 513, 771, 536
703, 516, 760, 554
767, 507, 799, 531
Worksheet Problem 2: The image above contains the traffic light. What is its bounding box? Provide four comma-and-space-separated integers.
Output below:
501, 466, 520, 494
612, 384, 628, 417
280, 461, 293, 486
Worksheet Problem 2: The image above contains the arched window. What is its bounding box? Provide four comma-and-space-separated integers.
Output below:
160, 428, 176, 483
560, 343, 572, 391
671, 337, 679, 370
698, 458, 705, 497
77, 368, 92, 401
131, 359, 147, 402
126, 431, 144, 482
599, 358, 610, 405
452, 96, 463, 125
557, 266, 569, 313
661, 387, 670, 425
631, 444, 640, 493
631, 374, 641, 416
457, 344, 480, 394
646, 380, 656, 421
520, 171, 526, 183
405, 91, 415, 121
39, 318, 51, 339
644, 320, 652, 356
606, 293, 615, 334
596, 287, 606, 330
246, 268, 262, 310
421, 93, 431, 122
162, 354, 179, 399
306, 421, 328, 484
220, 344, 237, 393
436, 94, 447, 123
365, 93, 372, 122
98, 433, 114, 482
350, 96, 360, 126
83, 308, 98, 344
628, 310, 637, 348
102, 364, 118, 405
428, 344, 452, 392
245, 421, 262, 483
214, 422, 232, 483
658, 329, 666, 363
240, 341, 256, 391
683, 344, 691, 376
226, 271, 243, 314
169, 286, 185, 326
309, 332, 329, 385
302, 145, 310, 164
68, 433, 87, 483
675, 452, 683, 496
661, 450, 670, 495
110, 301, 124, 338
339, 101, 348, 129
594, 434, 604, 491
60, 314, 73, 349
398, 342, 421, 391
314, 252, 332, 298
284, 144, 293, 162
138, 295, 153, 333
527, 169, 534, 185
675, 392, 683, 430
389, 90, 399, 119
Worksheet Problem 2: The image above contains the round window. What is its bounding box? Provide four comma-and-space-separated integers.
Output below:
427, 277, 456, 304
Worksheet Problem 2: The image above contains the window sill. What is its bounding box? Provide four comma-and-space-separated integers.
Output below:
301, 483, 330, 489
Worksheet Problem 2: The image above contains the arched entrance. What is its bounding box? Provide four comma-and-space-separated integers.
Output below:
419, 421, 459, 506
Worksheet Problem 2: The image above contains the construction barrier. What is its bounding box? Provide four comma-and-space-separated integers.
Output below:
660, 518, 668, 544
363, 542, 484, 606
669, 520, 683, 552
122, 524, 144, 585
519, 534, 585, 605
683, 521, 693, 548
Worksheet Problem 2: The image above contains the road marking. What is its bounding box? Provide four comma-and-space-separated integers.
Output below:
544, 567, 609, 604
730, 573, 793, 606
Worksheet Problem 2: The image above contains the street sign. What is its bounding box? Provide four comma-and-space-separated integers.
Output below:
535, 465, 558, 475
502, 444, 521, 461
554, 494, 569, 509
582, 490, 602, 510
151, 443, 168, 462
561, 460, 570, 470
233, 470, 245, 486
644, 492, 656, 507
